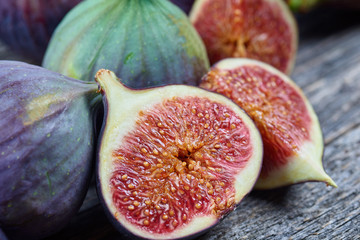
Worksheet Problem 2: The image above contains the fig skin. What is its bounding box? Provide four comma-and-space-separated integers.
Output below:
200, 58, 336, 190
189, 0, 298, 75
95, 69, 263, 240
0, 61, 99, 239
0, 228, 8, 240
43, 0, 209, 89
0, 0, 82, 63
285, 0, 323, 12
170, 0, 195, 14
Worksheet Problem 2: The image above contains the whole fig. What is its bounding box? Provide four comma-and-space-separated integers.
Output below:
0, 0, 82, 62
0, 61, 99, 239
43, 0, 209, 88
170, 0, 195, 14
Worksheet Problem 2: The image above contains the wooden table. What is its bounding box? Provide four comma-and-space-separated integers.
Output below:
1, 7, 359, 240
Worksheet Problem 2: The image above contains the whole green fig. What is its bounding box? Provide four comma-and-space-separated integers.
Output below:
43, 0, 209, 88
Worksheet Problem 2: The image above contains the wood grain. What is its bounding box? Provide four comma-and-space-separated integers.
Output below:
1, 7, 359, 240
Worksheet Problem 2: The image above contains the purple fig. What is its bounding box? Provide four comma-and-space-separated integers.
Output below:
0, 61, 99, 239
0, 0, 82, 63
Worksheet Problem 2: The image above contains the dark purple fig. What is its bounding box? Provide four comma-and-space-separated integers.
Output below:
0, 0, 82, 63
95, 69, 263, 239
0, 61, 99, 240
170, 0, 195, 14
0, 228, 8, 240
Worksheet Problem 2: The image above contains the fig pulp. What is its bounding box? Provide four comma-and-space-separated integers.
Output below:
95, 70, 263, 239
200, 58, 336, 189
0, 61, 99, 239
0, 0, 82, 62
190, 0, 298, 75
43, 0, 209, 88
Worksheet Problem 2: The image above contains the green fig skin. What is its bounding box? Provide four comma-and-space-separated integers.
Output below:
43, 0, 209, 88
0, 61, 99, 240
285, 0, 324, 12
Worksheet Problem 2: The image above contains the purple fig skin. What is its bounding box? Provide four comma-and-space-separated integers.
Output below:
0, 228, 8, 240
0, 61, 99, 240
170, 0, 195, 14
0, 0, 82, 63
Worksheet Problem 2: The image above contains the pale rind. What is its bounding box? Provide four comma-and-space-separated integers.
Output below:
213, 58, 336, 189
96, 70, 263, 239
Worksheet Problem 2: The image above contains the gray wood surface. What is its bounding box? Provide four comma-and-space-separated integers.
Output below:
1, 7, 359, 240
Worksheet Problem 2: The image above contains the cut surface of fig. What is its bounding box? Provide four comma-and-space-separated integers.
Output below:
95, 70, 263, 239
190, 0, 298, 74
200, 58, 336, 189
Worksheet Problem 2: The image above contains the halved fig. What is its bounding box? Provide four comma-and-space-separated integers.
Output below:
190, 0, 298, 75
200, 58, 336, 189
95, 70, 263, 239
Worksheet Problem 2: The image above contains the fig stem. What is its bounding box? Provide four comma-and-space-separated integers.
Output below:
95, 69, 132, 100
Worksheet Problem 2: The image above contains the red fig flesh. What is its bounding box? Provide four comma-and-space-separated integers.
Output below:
190, 0, 298, 74
200, 58, 336, 189
95, 70, 263, 239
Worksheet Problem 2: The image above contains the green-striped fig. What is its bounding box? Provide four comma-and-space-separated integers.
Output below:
43, 0, 209, 88
0, 61, 99, 239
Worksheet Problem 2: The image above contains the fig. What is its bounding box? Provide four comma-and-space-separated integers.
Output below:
0, 228, 8, 240
43, 0, 209, 88
170, 0, 195, 14
95, 69, 263, 239
285, 0, 322, 12
200, 58, 336, 189
189, 0, 298, 75
0, 61, 99, 239
0, 0, 82, 63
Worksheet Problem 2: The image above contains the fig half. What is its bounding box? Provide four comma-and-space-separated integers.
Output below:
95, 70, 263, 239
200, 58, 336, 189
190, 0, 298, 74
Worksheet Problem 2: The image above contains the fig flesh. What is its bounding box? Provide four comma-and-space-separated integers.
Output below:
200, 58, 336, 189
0, 61, 99, 239
43, 0, 209, 88
95, 70, 263, 239
190, 0, 298, 75
0, 0, 82, 62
